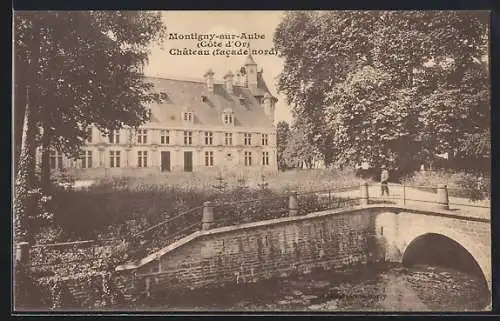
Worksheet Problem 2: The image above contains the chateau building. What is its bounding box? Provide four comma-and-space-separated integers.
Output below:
40, 54, 279, 177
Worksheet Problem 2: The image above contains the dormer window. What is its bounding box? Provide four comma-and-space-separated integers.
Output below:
108, 130, 120, 144
183, 111, 194, 123
201, 95, 208, 103
224, 113, 233, 124
223, 108, 234, 125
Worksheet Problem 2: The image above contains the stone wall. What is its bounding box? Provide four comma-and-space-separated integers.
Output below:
128, 207, 387, 297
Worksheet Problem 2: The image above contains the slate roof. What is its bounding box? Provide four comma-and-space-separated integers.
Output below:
145, 73, 276, 130
251, 70, 276, 98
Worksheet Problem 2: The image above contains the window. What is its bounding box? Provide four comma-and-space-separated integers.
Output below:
261, 134, 268, 146
183, 112, 193, 122
223, 113, 233, 125
108, 130, 120, 144
184, 131, 193, 145
137, 151, 148, 168
160, 130, 170, 145
262, 151, 270, 166
244, 133, 252, 146
50, 151, 63, 170
137, 129, 148, 144
244, 152, 252, 166
224, 133, 233, 145
204, 132, 213, 145
80, 150, 93, 169
86, 127, 93, 143
204, 151, 214, 167
109, 150, 121, 168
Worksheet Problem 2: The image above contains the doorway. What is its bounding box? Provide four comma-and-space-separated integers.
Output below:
161, 151, 171, 172
184, 151, 193, 172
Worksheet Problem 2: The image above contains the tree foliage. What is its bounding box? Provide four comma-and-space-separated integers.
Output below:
274, 11, 489, 171
13, 11, 166, 242
276, 121, 290, 170
14, 11, 166, 159
282, 119, 323, 169
325, 66, 419, 169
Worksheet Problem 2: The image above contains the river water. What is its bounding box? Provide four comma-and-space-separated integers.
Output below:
134, 263, 490, 312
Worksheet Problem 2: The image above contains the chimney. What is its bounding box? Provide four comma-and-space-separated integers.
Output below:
240, 67, 248, 87
223, 70, 234, 94
203, 68, 215, 92
235, 72, 242, 86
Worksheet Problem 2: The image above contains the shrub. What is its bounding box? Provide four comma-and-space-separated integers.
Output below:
14, 263, 45, 309
45, 169, 363, 240
402, 170, 490, 201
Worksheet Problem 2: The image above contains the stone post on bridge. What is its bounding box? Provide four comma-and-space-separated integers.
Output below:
360, 182, 369, 206
436, 184, 450, 210
202, 201, 215, 230
15, 242, 30, 266
289, 191, 298, 217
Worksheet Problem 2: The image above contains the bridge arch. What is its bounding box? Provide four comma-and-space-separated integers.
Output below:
400, 230, 491, 296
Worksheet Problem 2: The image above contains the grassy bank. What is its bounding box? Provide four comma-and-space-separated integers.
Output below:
43, 168, 364, 240
82, 168, 366, 192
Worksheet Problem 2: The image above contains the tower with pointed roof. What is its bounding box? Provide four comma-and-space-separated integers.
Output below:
244, 53, 258, 89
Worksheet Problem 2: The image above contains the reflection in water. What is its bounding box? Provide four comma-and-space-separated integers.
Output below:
135, 264, 490, 312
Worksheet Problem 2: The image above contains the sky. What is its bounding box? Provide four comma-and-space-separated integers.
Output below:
143, 11, 294, 124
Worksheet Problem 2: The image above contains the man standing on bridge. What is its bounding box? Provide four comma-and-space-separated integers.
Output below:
381, 165, 390, 197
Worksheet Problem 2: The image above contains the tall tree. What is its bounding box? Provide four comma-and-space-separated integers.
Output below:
276, 120, 291, 171
274, 11, 489, 171
15, 11, 166, 184
13, 11, 166, 242
283, 119, 323, 169
325, 66, 419, 169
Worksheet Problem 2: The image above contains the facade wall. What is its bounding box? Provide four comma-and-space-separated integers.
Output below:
37, 125, 278, 177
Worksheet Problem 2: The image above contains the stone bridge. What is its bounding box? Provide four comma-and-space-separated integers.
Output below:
115, 203, 491, 308
370, 206, 490, 293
